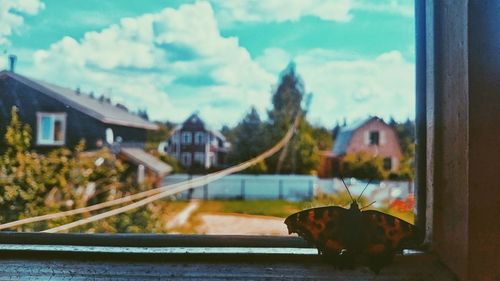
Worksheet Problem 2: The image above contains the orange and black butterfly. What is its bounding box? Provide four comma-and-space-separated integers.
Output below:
284, 179, 416, 273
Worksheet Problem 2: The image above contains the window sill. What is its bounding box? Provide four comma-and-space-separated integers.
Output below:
0, 233, 457, 280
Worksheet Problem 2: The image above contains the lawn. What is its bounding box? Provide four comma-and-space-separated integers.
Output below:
195, 200, 311, 218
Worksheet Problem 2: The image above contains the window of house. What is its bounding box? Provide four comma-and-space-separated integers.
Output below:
194, 152, 204, 164
105, 128, 114, 144
36, 113, 66, 145
181, 152, 191, 166
383, 157, 392, 171
194, 132, 205, 145
181, 132, 192, 144
369, 131, 380, 145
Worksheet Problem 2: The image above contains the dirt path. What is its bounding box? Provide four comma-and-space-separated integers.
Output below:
165, 200, 199, 229
197, 213, 289, 236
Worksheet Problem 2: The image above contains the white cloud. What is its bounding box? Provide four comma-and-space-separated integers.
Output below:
29, 2, 274, 125
211, 0, 352, 25
257, 48, 415, 125
0, 0, 45, 45
353, 0, 414, 18
24, 1, 414, 127
210, 0, 413, 25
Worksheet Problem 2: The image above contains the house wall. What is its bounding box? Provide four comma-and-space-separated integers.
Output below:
0, 75, 148, 151
346, 119, 403, 171
179, 117, 207, 166
166, 115, 228, 169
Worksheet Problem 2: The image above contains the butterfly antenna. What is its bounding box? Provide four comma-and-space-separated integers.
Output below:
361, 201, 376, 210
340, 177, 354, 202
357, 178, 373, 202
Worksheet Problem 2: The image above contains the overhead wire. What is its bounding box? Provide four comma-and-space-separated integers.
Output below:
0, 116, 302, 231
41, 112, 302, 233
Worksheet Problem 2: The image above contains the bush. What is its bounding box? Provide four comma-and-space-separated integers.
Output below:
341, 152, 386, 180
0, 107, 144, 231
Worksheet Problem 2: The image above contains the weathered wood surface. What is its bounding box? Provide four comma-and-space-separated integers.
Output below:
0, 255, 456, 280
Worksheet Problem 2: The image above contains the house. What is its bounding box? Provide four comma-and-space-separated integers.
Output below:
159, 113, 230, 169
318, 116, 403, 177
0, 70, 158, 150
0, 69, 171, 185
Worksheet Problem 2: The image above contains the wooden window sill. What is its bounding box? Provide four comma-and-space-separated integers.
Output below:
0, 233, 457, 280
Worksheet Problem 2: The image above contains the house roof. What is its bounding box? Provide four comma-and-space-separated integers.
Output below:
170, 113, 228, 143
332, 116, 380, 156
0, 70, 158, 130
120, 148, 172, 176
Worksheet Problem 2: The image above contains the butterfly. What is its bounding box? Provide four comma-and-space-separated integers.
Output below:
284, 179, 416, 273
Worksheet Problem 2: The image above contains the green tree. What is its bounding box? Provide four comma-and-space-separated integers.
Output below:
228, 107, 268, 173
265, 62, 319, 174
311, 126, 333, 151
388, 118, 416, 180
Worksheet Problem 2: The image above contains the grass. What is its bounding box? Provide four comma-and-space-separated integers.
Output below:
196, 200, 311, 218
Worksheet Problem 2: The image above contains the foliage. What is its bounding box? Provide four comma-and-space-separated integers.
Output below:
264, 62, 320, 174
388, 118, 416, 180
0, 107, 142, 231
341, 152, 386, 180
157, 153, 184, 173
145, 121, 175, 151
311, 126, 333, 151
226, 107, 268, 173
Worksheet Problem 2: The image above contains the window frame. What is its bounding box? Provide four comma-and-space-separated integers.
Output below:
193, 152, 205, 164
181, 131, 192, 144
181, 152, 192, 166
369, 130, 380, 145
194, 131, 205, 145
36, 112, 67, 146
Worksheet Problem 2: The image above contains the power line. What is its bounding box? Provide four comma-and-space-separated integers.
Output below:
0, 112, 301, 232
42, 113, 301, 233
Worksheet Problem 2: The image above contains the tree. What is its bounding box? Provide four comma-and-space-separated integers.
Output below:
137, 109, 149, 120
311, 126, 333, 151
265, 62, 319, 174
388, 118, 416, 180
228, 107, 268, 173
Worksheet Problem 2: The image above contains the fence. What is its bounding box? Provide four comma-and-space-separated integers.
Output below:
162, 174, 315, 201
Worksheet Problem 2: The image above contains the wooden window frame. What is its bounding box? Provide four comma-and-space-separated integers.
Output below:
2, 1, 498, 279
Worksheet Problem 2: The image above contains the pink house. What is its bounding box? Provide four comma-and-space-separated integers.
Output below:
318, 117, 403, 177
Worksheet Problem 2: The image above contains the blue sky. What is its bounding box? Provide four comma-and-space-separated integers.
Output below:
0, 0, 415, 128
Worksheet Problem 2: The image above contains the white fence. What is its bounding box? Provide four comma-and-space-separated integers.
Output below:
162, 174, 413, 203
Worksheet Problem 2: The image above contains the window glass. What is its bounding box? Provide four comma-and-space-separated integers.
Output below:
370, 131, 380, 145
40, 116, 53, 141
194, 132, 205, 145
0, 1, 415, 236
181, 152, 192, 166
194, 152, 205, 164
182, 132, 192, 144
383, 157, 392, 171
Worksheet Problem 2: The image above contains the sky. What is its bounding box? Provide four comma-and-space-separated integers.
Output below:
0, 0, 415, 128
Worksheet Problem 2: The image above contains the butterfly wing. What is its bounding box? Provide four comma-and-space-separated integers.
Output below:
284, 206, 349, 255
361, 210, 415, 255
